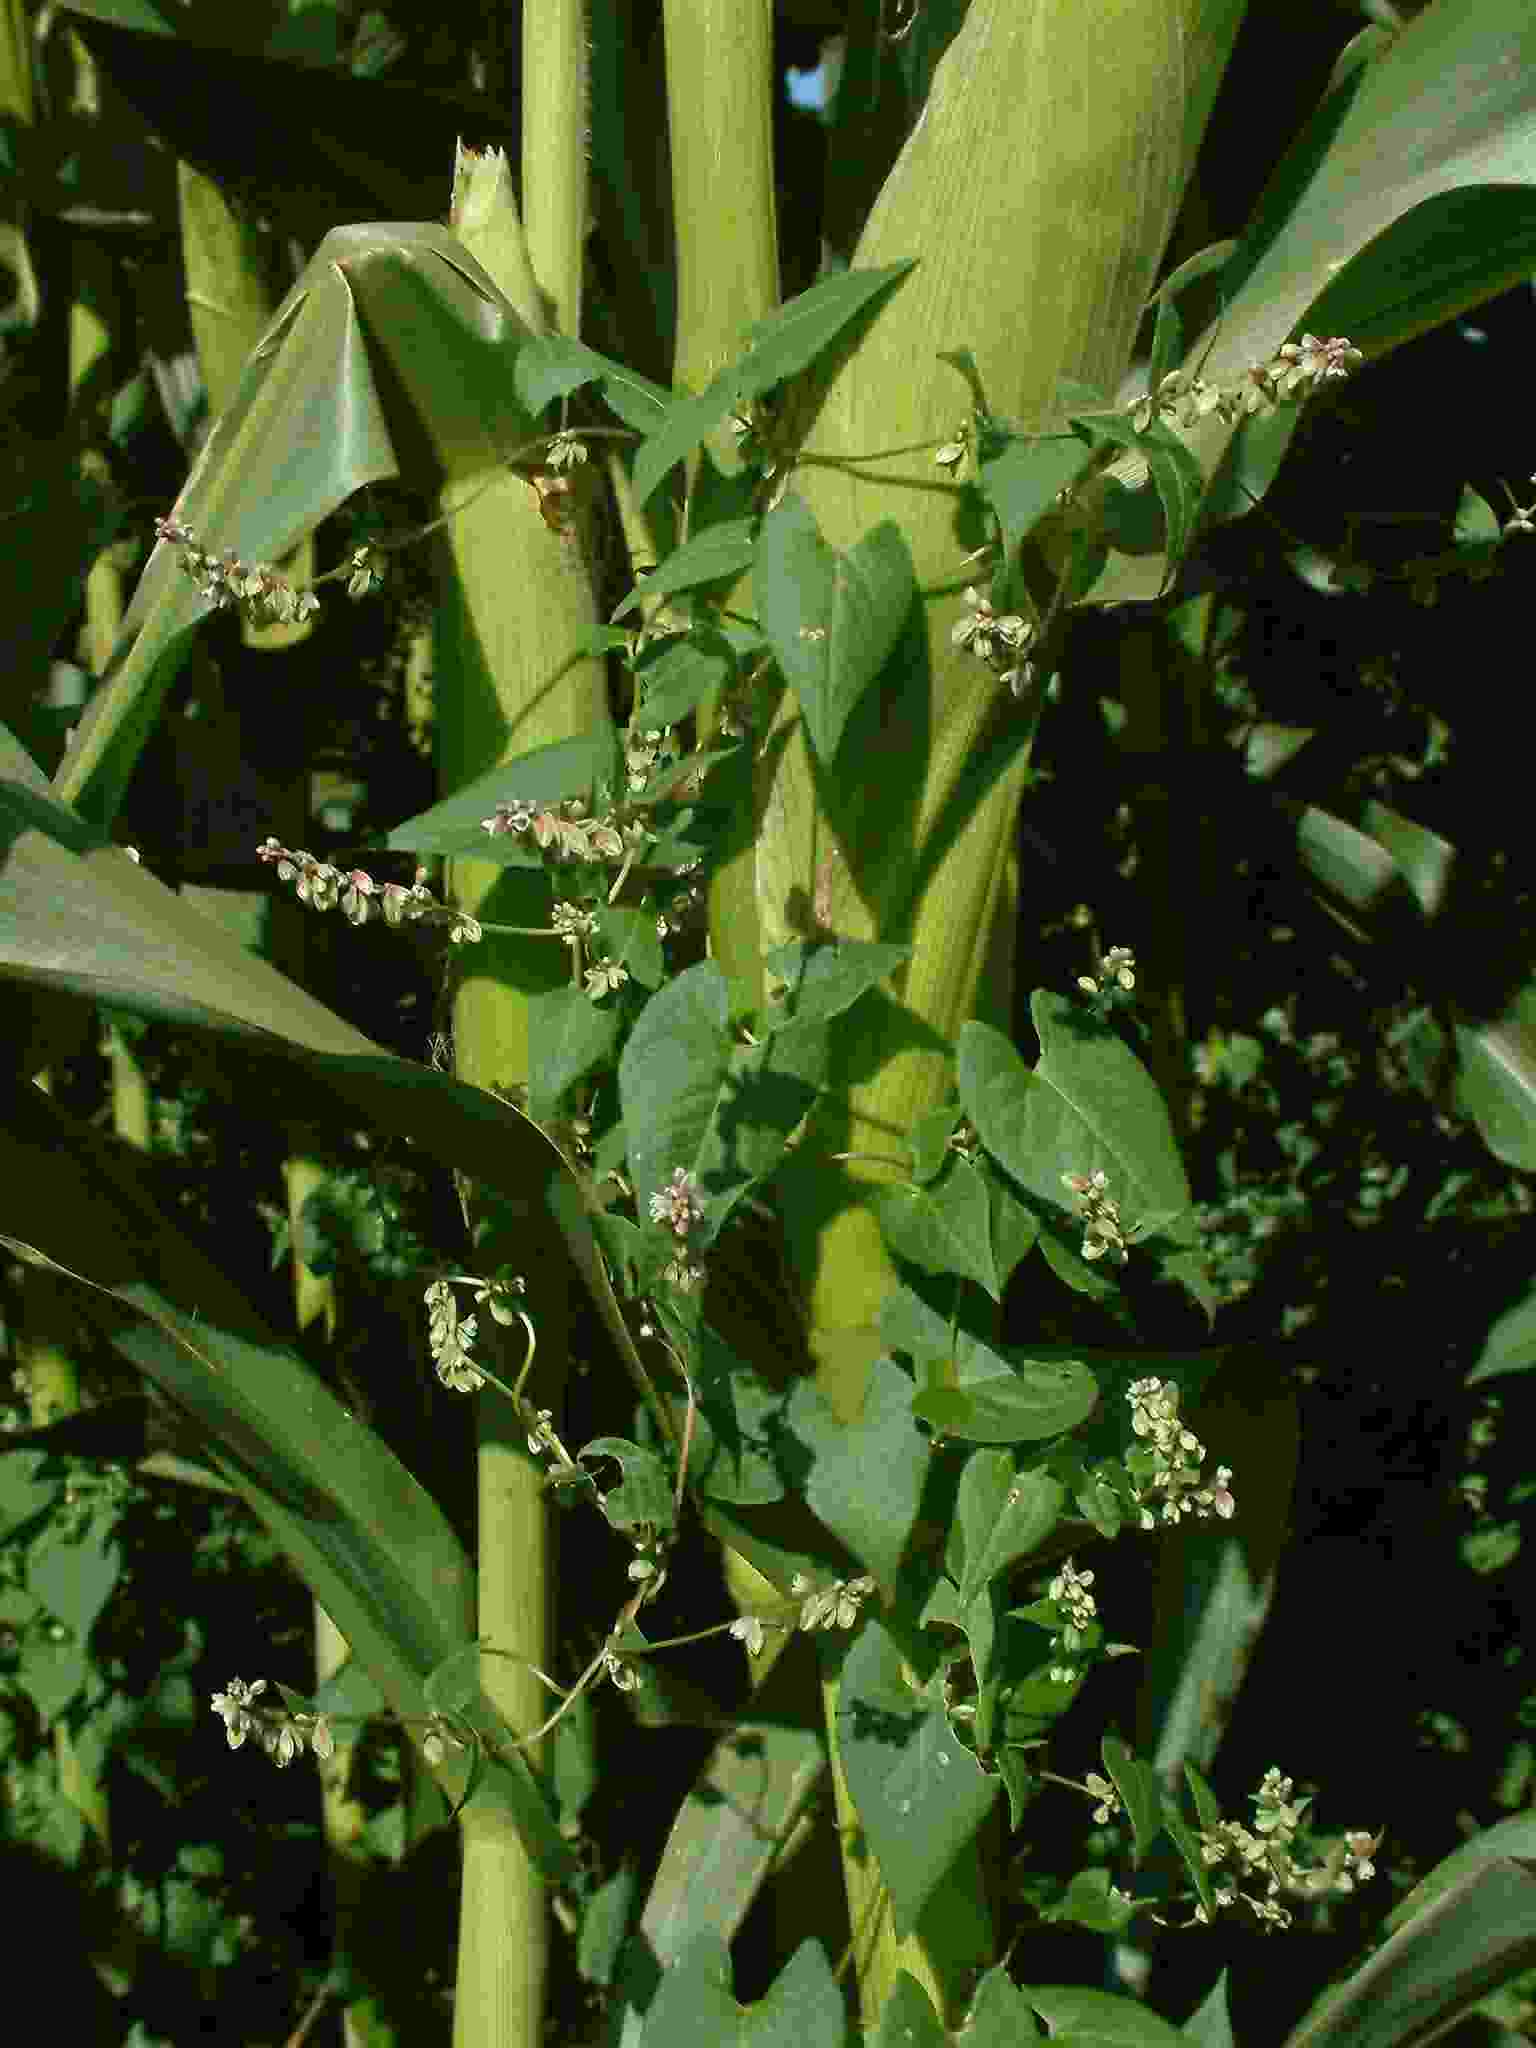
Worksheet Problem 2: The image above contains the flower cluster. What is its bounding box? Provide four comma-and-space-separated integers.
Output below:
425, 1278, 485, 1393
155, 516, 320, 628
1062, 1169, 1129, 1264
1125, 1377, 1235, 1529
552, 900, 599, 944
789, 1572, 878, 1634
1044, 1557, 1097, 1684
1127, 333, 1362, 438
521, 901, 634, 1002
951, 584, 1036, 698
584, 959, 630, 1000
600, 1641, 640, 1693
545, 429, 588, 472
728, 1613, 774, 1657
1194, 1768, 1380, 1930
1084, 1771, 1122, 1825
1077, 945, 1136, 995
481, 796, 631, 864
647, 1167, 706, 1292
211, 1677, 334, 1768
424, 1272, 528, 1396
256, 839, 483, 944
648, 1166, 703, 1239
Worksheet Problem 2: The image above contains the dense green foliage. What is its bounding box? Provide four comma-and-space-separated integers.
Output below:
7, 4, 1536, 2047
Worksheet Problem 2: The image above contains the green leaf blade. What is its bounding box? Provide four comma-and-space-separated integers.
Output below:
837, 1620, 998, 1939
756, 493, 917, 764
788, 1356, 927, 1587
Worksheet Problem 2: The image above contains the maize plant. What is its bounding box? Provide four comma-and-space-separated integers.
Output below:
5, 1, 1536, 2044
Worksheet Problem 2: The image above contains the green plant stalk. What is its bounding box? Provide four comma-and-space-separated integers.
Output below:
441, 128, 604, 2048
752, 0, 1191, 2017
664, 0, 777, 399
664, 0, 779, 1023
521, 0, 587, 338
661, 0, 836, 1953
771, 0, 1186, 1373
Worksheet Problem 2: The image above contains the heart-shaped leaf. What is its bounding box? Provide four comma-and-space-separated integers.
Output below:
958, 999, 1213, 1317
755, 491, 918, 764
837, 1620, 998, 1938
786, 1356, 927, 1588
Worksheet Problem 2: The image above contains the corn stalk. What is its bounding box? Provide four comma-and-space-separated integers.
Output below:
436, 14, 603, 2039
744, 0, 1186, 2018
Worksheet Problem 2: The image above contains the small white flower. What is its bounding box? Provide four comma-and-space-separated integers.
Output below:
348, 546, 385, 598
951, 586, 1033, 665
601, 1644, 640, 1692
794, 1573, 875, 1634
211, 1676, 267, 1751
422, 1715, 466, 1768
1085, 1772, 1121, 1824
1078, 946, 1136, 995
546, 430, 588, 470
584, 959, 630, 999
265, 1720, 300, 1768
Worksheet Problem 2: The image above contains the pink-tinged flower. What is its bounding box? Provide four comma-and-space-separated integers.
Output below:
340, 869, 376, 925
648, 1166, 703, 1238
